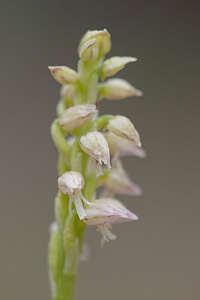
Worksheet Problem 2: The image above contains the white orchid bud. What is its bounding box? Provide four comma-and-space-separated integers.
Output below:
101, 56, 137, 80
60, 84, 76, 101
60, 104, 97, 131
104, 132, 146, 158
78, 29, 111, 57
98, 78, 143, 100
98, 168, 142, 196
107, 115, 141, 147
79, 38, 99, 61
48, 66, 79, 85
58, 171, 91, 220
83, 198, 138, 245
80, 131, 111, 175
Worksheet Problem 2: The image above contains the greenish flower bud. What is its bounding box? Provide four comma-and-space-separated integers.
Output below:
78, 29, 111, 58
79, 38, 99, 61
98, 78, 143, 100
48, 66, 79, 85
60, 84, 76, 102
101, 56, 137, 80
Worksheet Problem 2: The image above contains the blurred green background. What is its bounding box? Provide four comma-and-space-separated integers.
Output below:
1, 1, 200, 299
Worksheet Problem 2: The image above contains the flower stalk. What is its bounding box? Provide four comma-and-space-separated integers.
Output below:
48, 28, 144, 300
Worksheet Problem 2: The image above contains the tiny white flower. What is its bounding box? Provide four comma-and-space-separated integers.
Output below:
58, 171, 90, 220
104, 132, 146, 159
83, 198, 138, 246
48, 66, 79, 85
98, 168, 142, 197
98, 78, 143, 100
80, 131, 111, 175
107, 115, 141, 146
101, 56, 137, 80
60, 104, 97, 131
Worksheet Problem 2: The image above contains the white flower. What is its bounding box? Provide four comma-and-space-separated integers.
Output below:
98, 78, 143, 100
83, 198, 138, 246
107, 115, 141, 146
58, 171, 90, 220
101, 56, 137, 80
98, 167, 142, 197
60, 104, 97, 131
80, 131, 111, 175
104, 132, 146, 159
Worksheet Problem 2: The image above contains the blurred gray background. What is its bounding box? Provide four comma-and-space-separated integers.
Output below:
1, 0, 200, 299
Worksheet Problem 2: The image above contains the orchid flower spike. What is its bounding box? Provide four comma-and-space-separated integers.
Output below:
58, 171, 91, 220
83, 198, 138, 246
80, 131, 111, 176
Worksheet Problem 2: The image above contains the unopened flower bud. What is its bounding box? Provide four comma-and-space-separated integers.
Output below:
83, 198, 138, 245
80, 131, 111, 175
98, 168, 142, 196
60, 84, 76, 101
79, 38, 99, 61
48, 66, 79, 85
104, 132, 146, 158
60, 104, 97, 131
58, 171, 90, 220
98, 78, 143, 100
101, 56, 137, 80
107, 115, 141, 147
78, 29, 111, 57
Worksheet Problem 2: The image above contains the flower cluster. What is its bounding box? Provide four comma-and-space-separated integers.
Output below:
49, 29, 144, 248
48, 28, 145, 300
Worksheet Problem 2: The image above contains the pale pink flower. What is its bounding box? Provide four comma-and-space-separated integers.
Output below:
104, 132, 146, 159
83, 198, 138, 245
98, 167, 142, 197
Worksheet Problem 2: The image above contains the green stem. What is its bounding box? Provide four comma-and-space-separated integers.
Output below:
94, 114, 113, 130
